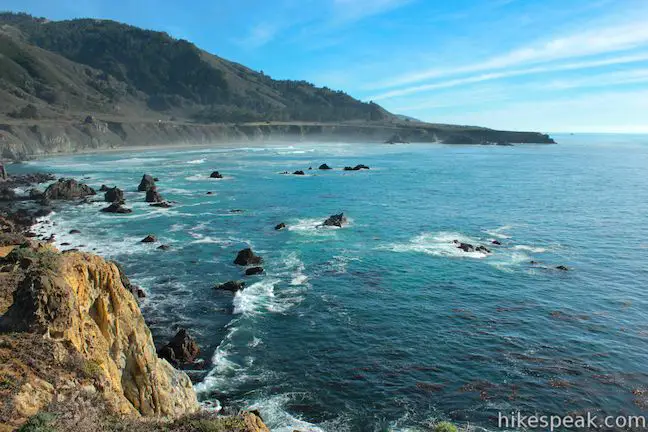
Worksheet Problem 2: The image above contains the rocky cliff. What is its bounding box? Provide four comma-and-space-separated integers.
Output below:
0, 118, 555, 159
0, 229, 269, 431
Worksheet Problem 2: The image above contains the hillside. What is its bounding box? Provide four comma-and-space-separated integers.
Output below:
0, 12, 391, 123
0, 12, 555, 158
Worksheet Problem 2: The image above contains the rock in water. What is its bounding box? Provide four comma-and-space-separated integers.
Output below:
99, 184, 109, 192
234, 248, 263, 266
0, 187, 16, 201
476, 245, 491, 254
101, 203, 132, 214
556, 265, 569, 271
275, 222, 286, 230
245, 266, 264, 276
210, 171, 223, 179
150, 202, 172, 208
138, 174, 156, 191
145, 186, 163, 203
157, 244, 171, 251
104, 187, 124, 203
323, 213, 347, 227
141, 235, 156, 243
215, 280, 246, 292
454, 241, 475, 252
69, 229, 81, 234
319, 164, 332, 170
386, 134, 408, 144
44, 179, 96, 200
293, 170, 305, 175
158, 329, 200, 365
491, 240, 502, 245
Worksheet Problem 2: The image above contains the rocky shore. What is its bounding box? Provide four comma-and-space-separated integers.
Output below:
0, 174, 269, 431
0, 119, 555, 160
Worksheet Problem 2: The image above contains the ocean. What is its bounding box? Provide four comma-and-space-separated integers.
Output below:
13, 134, 648, 431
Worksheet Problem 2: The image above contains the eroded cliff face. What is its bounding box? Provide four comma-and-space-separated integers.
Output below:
0, 119, 556, 159
0, 245, 199, 427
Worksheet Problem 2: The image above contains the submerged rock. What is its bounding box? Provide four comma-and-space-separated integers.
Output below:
210, 171, 223, 179
491, 240, 502, 246
104, 187, 124, 203
275, 222, 286, 230
44, 179, 96, 200
145, 186, 163, 203
158, 329, 200, 365
215, 280, 246, 292
141, 235, 156, 243
69, 229, 81, 234
157, 244, 171, 251
150, 201, 172, 208
138, 174, 156, 192
323, 213, 347, 227
245, 266, 264, 276
556, 265, 569, 271
101, 203, 132, 214
234, 248, 263, 266
454, 240, 475, 252
319, 164, 332, 170
293, 170, 305, 175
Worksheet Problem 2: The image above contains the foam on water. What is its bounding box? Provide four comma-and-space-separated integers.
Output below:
187, 158, 206, 164
247, 394, 330, 432
484, 225, 513, 239
382, 231, 490, 259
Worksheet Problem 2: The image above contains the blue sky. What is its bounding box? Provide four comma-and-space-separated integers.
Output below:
3, 0, 648, 132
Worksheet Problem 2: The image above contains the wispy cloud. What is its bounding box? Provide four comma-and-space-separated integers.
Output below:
368, 17, 648, 92
234, 22, 281, 49
331, 0, 413, 22
369, 52, 648, 100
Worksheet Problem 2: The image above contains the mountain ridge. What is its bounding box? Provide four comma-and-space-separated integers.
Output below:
0, 12, 555, 158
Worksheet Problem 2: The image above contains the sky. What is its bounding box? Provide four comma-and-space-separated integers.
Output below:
3, 0, 648, 133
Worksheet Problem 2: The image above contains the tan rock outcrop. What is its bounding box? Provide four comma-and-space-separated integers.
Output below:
1, 250, 199, 418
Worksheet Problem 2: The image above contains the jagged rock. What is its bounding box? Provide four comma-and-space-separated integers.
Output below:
476, 245, 491, 254
104, 187, 124, 203
319, 164, 332, 170
28, 188, 44, 200
99, 184, 109, 192
245, 266, 264, 276
215, 280, 245, 292
150, 201, 172, 208
453, 240, 475, 252
210, 171, 223, 179
556, 265, 569, 271
157, 244, 171, 251
138, 174, 156, 192
101, 203, 132, 214
323, 213, 347, 227
44, 179, 96, 200
275, 223, 286, 230
0, 252, 199, 417
0, 187, 16, 201
145, 186, 163, 203
141, 235, 156, 243
234, 248, 263, 266
343, 164, 370, 171
293, 170, 305, 175
33, 208, 52, 218
158, 329, 200, 365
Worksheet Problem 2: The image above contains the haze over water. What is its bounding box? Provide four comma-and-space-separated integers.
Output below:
17, 134, 648, 431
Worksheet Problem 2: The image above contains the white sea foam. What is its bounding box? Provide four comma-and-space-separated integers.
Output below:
247, 394, 329, 432
187, 158, 206, 164
512, 245, 547, 253
484, 225, 513, 239
288, 217, 352, 236
382, 232, 490, 259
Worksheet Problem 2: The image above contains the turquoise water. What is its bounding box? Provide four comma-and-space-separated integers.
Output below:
16, 135, 648, 431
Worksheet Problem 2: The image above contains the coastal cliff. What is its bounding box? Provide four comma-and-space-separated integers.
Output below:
0, 217, 269, 431
0, 119, 555, 159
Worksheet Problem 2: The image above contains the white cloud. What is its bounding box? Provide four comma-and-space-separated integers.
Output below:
368, 17, 648, 91
234, 22, 281, 48
368, 52, 648, 100
331, 0, 413, 22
